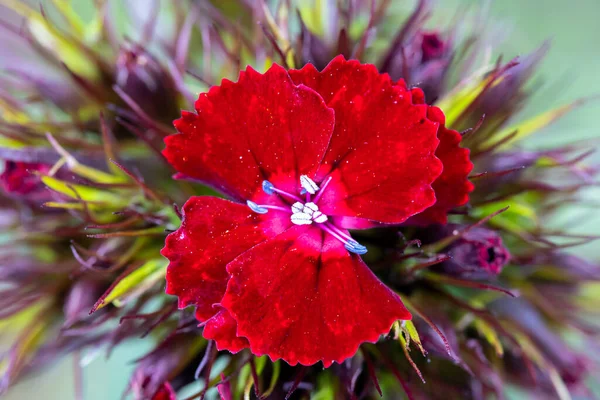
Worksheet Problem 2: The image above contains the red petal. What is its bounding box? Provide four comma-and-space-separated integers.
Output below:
163, 64, 335, 201
203, 309, 249, 353
151, 382, 176, 400
407, 89, 474, 225
289, 56, 443, 227
221, 225, 411, 367
161, 196, 290, 321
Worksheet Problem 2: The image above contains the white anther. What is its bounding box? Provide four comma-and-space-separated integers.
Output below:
312, 211, 328, 224
300, 175, 319, 195
303, 202, 318, 216
291, 212, 313, 225
290, 201, 328, 225
291, 202, 304, 214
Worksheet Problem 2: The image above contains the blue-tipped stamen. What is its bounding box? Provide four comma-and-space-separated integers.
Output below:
261, 180, 302, 202
344, 241, 368, 255
246, 200, 269, 214
262, 180, 275, 195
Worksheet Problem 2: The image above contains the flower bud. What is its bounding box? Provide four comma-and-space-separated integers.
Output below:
0, 161, 49, 196
420, 224, 511, 279
129, 333, 201, 400
420, 32, 447, 63
115, 44, 180, 123
384, 31, 452, 103
445, 227, 510, 278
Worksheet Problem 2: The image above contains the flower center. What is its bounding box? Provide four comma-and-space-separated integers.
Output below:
246, 175, 367, 255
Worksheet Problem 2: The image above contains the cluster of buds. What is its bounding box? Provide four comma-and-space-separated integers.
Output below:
0, 1, 597, 399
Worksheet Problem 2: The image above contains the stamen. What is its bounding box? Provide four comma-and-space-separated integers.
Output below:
291, 202, 304, 214
324, 222, 353, 242
247, 200, 290, 215
312, 176, 332, 204
319, 224, 368, 254
312, 211, 328, 224
247, 200, 268, 214
300, 175, 319, 194
262, 180, 302, 202
262, 180, 275, 195
344, 241, 368, 255
303, 202, 318, 216
291, 212, 313, 225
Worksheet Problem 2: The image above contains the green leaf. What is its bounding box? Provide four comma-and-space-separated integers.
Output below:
0, 0, 101, 81
484, 99, 588, 148
313, 371, 337, 400
41, 175, 126, 205
473, 318, 504, 356
401, 320, 426, 355
436, 68, 497, 128
93, 259, 167, 311
472, 198, 537, 236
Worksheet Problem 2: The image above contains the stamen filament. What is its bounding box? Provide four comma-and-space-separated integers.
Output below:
262, 180, 303, 202
319, 223, 350, 245
247, 200, 291, 214
323, 222, 354, 242
312, 176, 332, 204
320, 224, 368, 254
272, 187, 303, 202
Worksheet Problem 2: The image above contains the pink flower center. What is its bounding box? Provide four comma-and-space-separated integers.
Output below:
246, 175, 367, 254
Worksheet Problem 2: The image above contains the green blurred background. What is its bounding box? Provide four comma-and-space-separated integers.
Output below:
4, 0, 600, 398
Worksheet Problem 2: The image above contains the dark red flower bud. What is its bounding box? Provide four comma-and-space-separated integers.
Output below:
115, 44, 180, 123
151, 382, 176, 400
0, 161, 49, 195
420, 224, 511, 279
445, 227, 510, 277
420, 32, 447, 63
383, 30, 452, 103
129, 333, 200, 400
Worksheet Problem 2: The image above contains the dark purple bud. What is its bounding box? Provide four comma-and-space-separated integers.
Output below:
115, 44, 180, 123
420, 32, 447, 63
1, 161, 49, 196
445, 227, 510, 277
383, 30, 453, 103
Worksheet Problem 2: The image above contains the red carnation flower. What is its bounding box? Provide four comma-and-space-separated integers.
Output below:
161, 56, 473, 366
